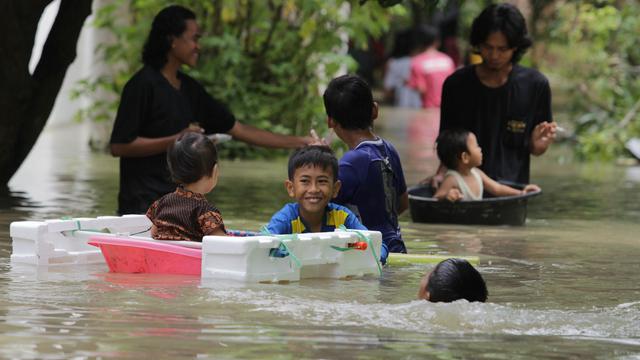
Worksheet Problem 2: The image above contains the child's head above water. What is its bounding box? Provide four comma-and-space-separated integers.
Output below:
167, 132, 218, 186
418, 258, 488, 303
286, 146, 341, 212
436, 129, 483, 171
323, 74, 376, 130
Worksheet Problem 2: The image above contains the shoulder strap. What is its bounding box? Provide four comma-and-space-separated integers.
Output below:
469, 168, 483, 199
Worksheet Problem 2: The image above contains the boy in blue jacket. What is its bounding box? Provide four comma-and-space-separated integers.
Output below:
266, 146, 366, 234
323, 74, 409, 264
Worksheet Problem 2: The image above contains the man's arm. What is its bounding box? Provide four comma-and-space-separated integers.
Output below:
227, 121, 316, 149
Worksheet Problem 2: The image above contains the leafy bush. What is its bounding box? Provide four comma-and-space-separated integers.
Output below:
540, 1, 640, 160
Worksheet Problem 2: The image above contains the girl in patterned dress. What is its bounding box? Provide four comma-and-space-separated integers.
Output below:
146, 132, 226, 241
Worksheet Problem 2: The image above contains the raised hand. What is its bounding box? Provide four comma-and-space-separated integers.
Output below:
307, 129, 328, 146
531, 122, 557, 155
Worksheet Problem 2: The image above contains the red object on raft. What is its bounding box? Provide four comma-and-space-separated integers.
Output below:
88, 236, 202, 275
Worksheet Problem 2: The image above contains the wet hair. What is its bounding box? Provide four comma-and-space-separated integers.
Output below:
469, 3, 532, 64
436, 128, 471, 170
415, 25, 440, 49
287, 146, 338, 181
426, 258, 488, 303
167, 132, 218, 185
323, 74, 374, 130
142, 5, 196, 70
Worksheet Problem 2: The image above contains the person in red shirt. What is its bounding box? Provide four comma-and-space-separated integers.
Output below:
407, 25, 456, 109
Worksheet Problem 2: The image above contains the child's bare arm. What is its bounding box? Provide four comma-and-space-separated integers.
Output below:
522, 184, 541, 193
479, 170, 519, 197
434, 176, 463, 201
479, 170, 540, 197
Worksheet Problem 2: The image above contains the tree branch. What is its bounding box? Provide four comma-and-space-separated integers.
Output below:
10, 0, 92, 179
0, 1, 51, 184
212, 0, 222, 36
618, 97, 640, 129
258, 2, 283, 59
243, 1, 253, 53
0, 1, 49, 92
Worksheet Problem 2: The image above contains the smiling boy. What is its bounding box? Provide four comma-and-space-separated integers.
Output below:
266, 146, 366, 234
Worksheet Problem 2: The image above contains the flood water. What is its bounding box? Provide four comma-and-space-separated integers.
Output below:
1, 108, 639, 359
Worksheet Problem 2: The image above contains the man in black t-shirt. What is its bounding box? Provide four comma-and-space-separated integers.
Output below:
110, 6, 316, 215
434, 3, 556, 185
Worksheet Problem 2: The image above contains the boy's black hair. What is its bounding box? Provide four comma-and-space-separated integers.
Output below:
470, 3, 532, 64
167, 132, 218, 185
415, 25, 440, 49
436, 128, 470, 170
427, 258, 488, 303
287, 146, 338, 181
323, 74, 374, 130
142, 5, 196, 70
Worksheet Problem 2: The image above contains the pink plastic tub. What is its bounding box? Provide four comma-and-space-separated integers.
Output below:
89, 236, 202, 275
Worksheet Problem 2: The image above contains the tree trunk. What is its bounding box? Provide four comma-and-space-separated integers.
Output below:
0, 0, 92, 185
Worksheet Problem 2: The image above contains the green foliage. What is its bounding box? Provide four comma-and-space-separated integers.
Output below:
76, 0, 397, 157
540, 0, 640, 160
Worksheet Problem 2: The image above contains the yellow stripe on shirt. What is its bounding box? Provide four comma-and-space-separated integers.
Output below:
326, 209, 349, 228
290, 218, 305, 233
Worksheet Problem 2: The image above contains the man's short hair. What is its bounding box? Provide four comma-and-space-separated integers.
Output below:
287, 146, 339, 181
323, 74, 374, 130
469, 3, 532, 64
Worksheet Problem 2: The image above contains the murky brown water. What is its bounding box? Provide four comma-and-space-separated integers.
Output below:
1, 108, 639, 359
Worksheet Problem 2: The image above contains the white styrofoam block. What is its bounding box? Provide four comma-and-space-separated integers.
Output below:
201, 230, 382, 282
10, 215, 152, 266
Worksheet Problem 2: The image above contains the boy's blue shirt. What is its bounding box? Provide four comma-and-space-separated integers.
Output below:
333, 137, 407, 259
266, 202, 366, 234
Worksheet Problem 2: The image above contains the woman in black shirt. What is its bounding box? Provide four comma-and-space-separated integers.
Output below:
110, 5, 316, 214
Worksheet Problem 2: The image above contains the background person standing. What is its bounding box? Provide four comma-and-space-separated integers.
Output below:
407, 25, 455, 109
434, 3, 556, 186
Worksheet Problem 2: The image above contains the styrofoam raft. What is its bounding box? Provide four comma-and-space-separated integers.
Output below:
202, 230, 382, 282
10, 215, 382, 282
